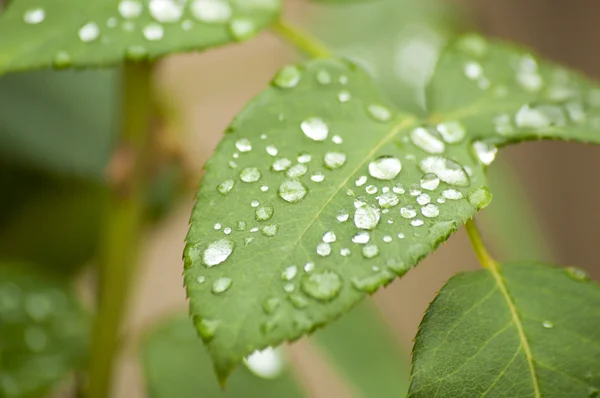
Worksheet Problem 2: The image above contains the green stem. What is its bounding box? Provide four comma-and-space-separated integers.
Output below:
465, 219, 498, 270
271, 19, 332, 59
87, 61, 153, 398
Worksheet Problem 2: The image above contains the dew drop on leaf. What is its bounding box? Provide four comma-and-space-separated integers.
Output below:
301, 117, 329, 141
255, 204, 274, 222
354, 205, 381, 230
421, 203, 440, 218
365, 185, 377, 194
196, 276, 206, 284
336, 211, 349, 222
323, 231, 337, 243
565, 266, 589, 282
304, 262, 315, 272
289, 294, 309, 309
143, 23, 164, 41
266, 145, 278, 156
352, 232, 370, 244
125, 46, 149, 61
244, 347, 285, 379
240, 167, 261, 182
338, 91, 351, 103
310, 172, 325, 182
251, 200, 260, 208
301, 270, 342, 301
118, 0, 143, 19
355, 176, 367, 186
442, 189, 463, 200
416, 193, 431, 205
273, 65, 302, 89
149, 0, 184, 23
229, 18, 256, 41
298, 153, 312, 163
23, 8, 45, 25
368, 157, 402, 180
217, 179, 235, 195
467, 187, 492, 210
53, 51, 72, 69
235, 138, 252, 152
420, 173, 440, 190
202, 239, 234, 267
323, 152, 346, 169
400, 205, 417, 219
473, 141, 498, 165
316, 243, 332, 257
211, 277, 232, 294
262, 297, 281, 314
515, 55, 543, 92
316, 69, 332, 85
281, 266, 297, 281
352, 270, 394, 293
463, 61, 483, 80
278, 179, 307, 203
378, 192, 399, 208
515, 104, 566, 130
286, 164, 308, 178
362, 244, 379, 259
79, 22, 100, 42
193, 316, 219, 343
419, 156, 470, 187
410, 127, 445, 154
409, 184, 422, 196
340, 248, 351, 256
261, 225, 278, 237
411, 219, 424, 227
190, 0, 232, 23
436, 121, 466, 144
367, 104, 392, 122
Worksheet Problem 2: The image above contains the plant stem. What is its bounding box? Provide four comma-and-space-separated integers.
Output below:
87, 61, 153, 398
465, 219, 498, 270
271, 19, 332, 59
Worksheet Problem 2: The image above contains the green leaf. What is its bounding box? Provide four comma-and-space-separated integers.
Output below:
0, 263, 89, 398
311, 299, 410, 397
140, 313, 307, 398
0, 0, 280, 74
184, 57, 489, 379
408, 262, 600, 397
429, 34, 600, 146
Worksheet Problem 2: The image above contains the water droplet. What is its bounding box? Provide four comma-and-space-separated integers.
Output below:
565, 267, 589, 282
362, 244, 379, 259
119, 0, 143, 19
79, 22, 100, 42
143, 23, 164, 41
354, 205, 381, 230
332, 135, 343, 144
516, 54, 543, 92
369, 157, 402, 180
416, 193, 431, 205
382, 235, 392, 243
217, 179, 235, 195
338, 90, 351, 103
410, 127, 445, 154
316, 69, 332, 85
515, 104, 566, 130
255, 204, 274, 221
149, 0, 184, 23
278, 179, 307, 203
203, 239, 234, 267
397, 233, 405, 239
420, 173, 440, 191
323, 231, 337, 243
464, 61, 483, 80
378, 192, 400, 208
336, 211, 349, 222
340, 248, 351, 256
538, 320, 554, 329
298, 153, 312, 163
261, 185, 269, 192
193, 316, 219, 342
284, 164, 306, 178
261, 225, 278, 237
458, 34, 488, 57
310, 172, 325, 182
235, 138, 252, 152
301, 117, 328, 141
236, 221, 246, 231
191, 0, 232, 23
274, 65, 302, 89
282, 265, 298, 281
301, 270, 342, 301
266, 145, 278, 156
251, 200, 260, 208
409, 184, 422, 196
196, 276, 206, 284
419, 156, 470, 187
229, 18, 256, 41
436, 121, 466, 144
367, 104, 392, 122
468, 187, 492, 210
240, 167, 261, 182
421, 203, 439, 218
400, 205, 417, 219
260, 319, 278, 334
411, 219, 424, 227
355, 176, 367, 186
352, 269, 395, 293
304, 262, 315, 272
263, 297, 280, 314
352, 231, 370, 244
473, 141, 498, 165
316, 243, 332, 257
223, 227, 231, 234
244, 347, 285, 379
365, 185, 377, 195
442, 189, 463, 200
53, 51, 72, 69
339, 75, 348, 84
24, 8, 45, 24
324, 152, 346, 169
289, 294, 309, 309
214, 223, 222, 230
250, 227, 259, 232
393, 183, 405, 194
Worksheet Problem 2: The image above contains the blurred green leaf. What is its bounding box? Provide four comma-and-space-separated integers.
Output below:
140, 313, 306, 398
408, 262, 600, 397
0, 0, 281, 74
0, 68, 117, 178
0, 263, 89, 398
311, 299, 409, 397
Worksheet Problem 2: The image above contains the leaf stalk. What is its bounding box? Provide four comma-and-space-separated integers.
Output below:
271, 19, 332, 59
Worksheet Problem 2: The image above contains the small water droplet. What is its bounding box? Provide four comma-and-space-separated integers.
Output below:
310, 172, 325, 182
401, 205, 417, 219
367, 104, 393, 122
369, 157, 402, 180
354, 205, 381, 230
542, 320, 554, 329
410, 127, 445, 154
467, 187, 492, 210
332, 135, 343, 144
304, 262, 315, 272
323, 231, 337, 243
196, 276, 206, 284
143, 23, 164, 41
393, 183, 405, 194
411, 219, 424, 227
362, 244, 379, 259
285, 164, 307, 178
119, 0, 143, 19
224, 227, 231, 234
240, 167, 261, 182
24, 8, 45, 24
338, 90, 351, 103
352, 231, 370, 244
126, 45, 149, 60
235, 138, 252, 152
193, 316, 219, 342
351, 269, 395, 293
262, 297, 281, 314
191, 0, 231, 23
421, 203, 439, 218
565, 267, 589, 282
53, 51, 72, 69
301, 117, 329, 141
382, 235, 392, 243
301, 270, 342, 301
213, 278, 233, 294
419, 156, 470, 187
355, 176, 367, 186
279, 179, 308, 203
436, 121, 466, 144
236, 221, 246, 231
378, 192, 400, 208
416, 193, 431, 205
316, 69, 332, 85
266, 145, 278, 156
420, 173, 440, 191
261, 185, 269, 192
473, 141, 498, 165
336, 210, 349, 222
340, 248, 351, 256
516, 54, 543, 92
324, 152, 346, 169
214, 223, 222, 230
251, 200, 260, 208
149, 0, 184, 23
79, 22, 100, 42
316, 243, 332, 257
261, 225, 278, 237
283, 283, 295, 292
298, 153, 312, 163
260, 319, 278, 334
255, 204, 274, 221
397, 233, 405, 239
217, 179, 235, 195
442, 188, 463, 200
365, 185, 378, 195
282, 265, 298, 281
203, 239, 234, 267
274, 65, 302, 89
464, 61, 483, 80
244, 347, 285, 379
229, 18, 256, 41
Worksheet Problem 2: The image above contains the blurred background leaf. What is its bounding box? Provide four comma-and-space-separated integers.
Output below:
0, 262, 89, 398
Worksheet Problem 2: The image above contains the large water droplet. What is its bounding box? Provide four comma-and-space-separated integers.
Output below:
278, 179, 307, 203
301, 117, 328, 141
240, 167, 261, 182
235, 138, 252, 152
255, 204, 274, 221
301, 270, 342, 301
467, 187, 492, 210
191, 0, 232, 23
472, 141, 498, 165
149, 0, 184, 23
79, 22, 100, 42
367, 104, 392, 122
354, 205, 381, 230
410, 127, 445, 154
143, 23, 164, 41
203, 239, 234, 267
229, 18, 256, 41
368, 157, 402, 180
419, 156, 470, 187
24, 8, 45, 24
274, 65, 301, 89
244, 347, 285, 379
324, 152, 346, 169
212, 277, 232, 294
217, 179, 235, 195
119, 0, 143, 19
436, 121, 466, 144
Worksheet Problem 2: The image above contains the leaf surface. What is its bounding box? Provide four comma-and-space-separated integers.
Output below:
0, 0, 280, 74
408, 262, 600, 397
0, 263, 89, 398
140, 313, 306, 398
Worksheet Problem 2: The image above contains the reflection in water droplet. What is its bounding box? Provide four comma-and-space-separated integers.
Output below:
310, 172, 325, 182
217, 179, 235, 195
214, 223, 222, 230
393, 183, 405, 194
420, 173, 440, 191
473, 141, 498, 165
301, 270, 342, 301
229, 18, 256, 41
367, 104, 392, 122
354, 205, 381, 230
304, 262, 315, 272
442, 189, 463, 200
212, 277, 232, 294
79, 22, 100, 42
149, 0, 184, 23
362, 244, 379, 259
261, 225, 278, 237
278, 179, 308, 203
378, 192, 399, 208
324, 152, 346, 169
411, 219, 424, 227
355, 176, 367, 186
224, 227, 232, 235
143, 23, 164, 41
516, 55, 543, 92
316, 243, 332, 257
417, 193, 431, 205
274, 65, 302, 89
240, 167, 261, 182
255, 204, 274, 221
203, 239, 234, 267
436, 121, 466, 144
369, 157, 402, 180
24, 8, 45, 24
251, 200, 260, 208
301, 117, 328, 141
332, 135, 343, 144
244, 347, 285, 379
419, 156, 470, 187
468, 187, 492, 210
410, 127, 445, 154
